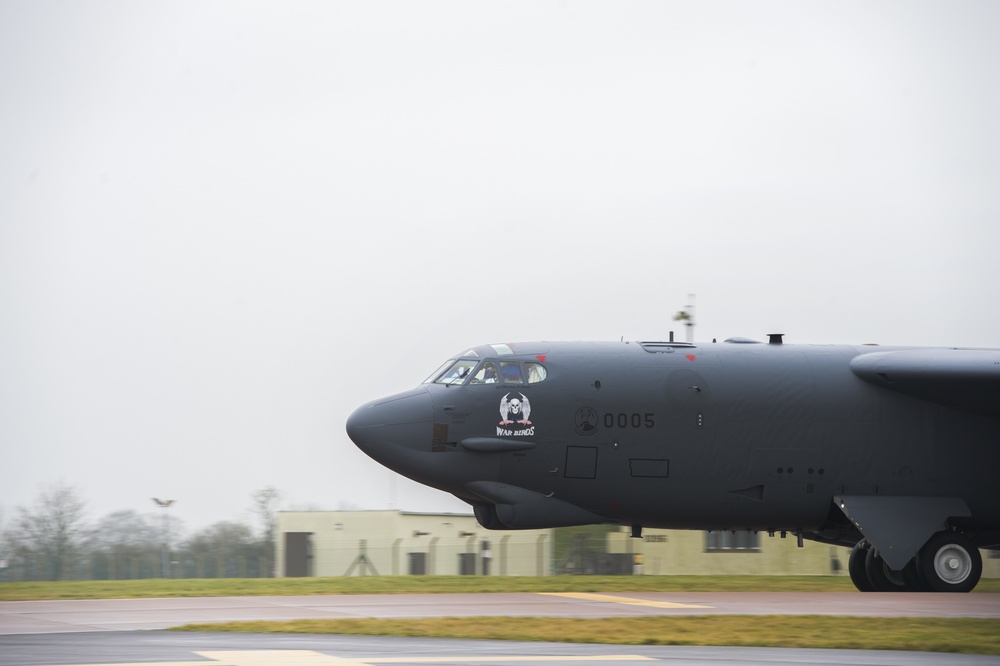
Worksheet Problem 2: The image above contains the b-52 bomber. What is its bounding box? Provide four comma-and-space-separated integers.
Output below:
346, 335, 1000, 592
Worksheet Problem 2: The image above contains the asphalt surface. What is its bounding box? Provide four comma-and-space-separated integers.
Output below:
3, 632, 1000, 666
3, 592, 999, 634
1, 592, 999, 665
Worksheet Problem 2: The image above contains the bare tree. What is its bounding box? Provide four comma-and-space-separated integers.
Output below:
84, 510, 169, 580
252, 487, 281, 540
88, 511, 153, 548
9, 483, 90, 580
180, 520, 259, 578
0, 506, 9, 581
251, 486, 282, 577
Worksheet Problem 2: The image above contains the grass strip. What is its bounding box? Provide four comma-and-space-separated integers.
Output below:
3, 575, 999, 601
171, 616, 1000, 655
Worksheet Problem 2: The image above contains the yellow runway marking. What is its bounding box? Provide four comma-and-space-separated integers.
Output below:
541, 591, 712, 609
47, 649, 655, 665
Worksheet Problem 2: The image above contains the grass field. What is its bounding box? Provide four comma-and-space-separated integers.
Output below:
2, 575, 1000, 600
4, 576, 999, 655
174, 616, 1000, 655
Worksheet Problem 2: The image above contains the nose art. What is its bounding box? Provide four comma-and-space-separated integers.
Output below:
345, 388, 433, 454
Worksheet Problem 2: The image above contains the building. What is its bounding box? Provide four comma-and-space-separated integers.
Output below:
608, 528, 850, 575
277, 510, 1000, 578
276, 511, 550, 577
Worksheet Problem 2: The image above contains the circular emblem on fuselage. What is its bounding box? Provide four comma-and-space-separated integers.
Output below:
574, 406, 599, 436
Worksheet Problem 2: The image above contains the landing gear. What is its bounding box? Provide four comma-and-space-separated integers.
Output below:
849, 540, 920, 592
848, 540, 876, 592
917, 531, 982, 593
864, 548, 926, 592
848, 531, 982, 593
864, 547, 909, 591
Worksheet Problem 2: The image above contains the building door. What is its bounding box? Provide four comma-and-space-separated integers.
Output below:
284, 532, 312, 577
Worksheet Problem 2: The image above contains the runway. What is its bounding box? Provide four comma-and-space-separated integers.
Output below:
3, 592, 999, 634
4, 632, 1000, 666
2, 592, 999, 665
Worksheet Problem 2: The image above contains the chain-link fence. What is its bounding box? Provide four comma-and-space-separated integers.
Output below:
1, 547, 273, 581
286, 534, 552, 577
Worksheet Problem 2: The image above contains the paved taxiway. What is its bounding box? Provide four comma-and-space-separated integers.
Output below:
3, 632, 1000, 666
3, 592, 999, 634
2, 593, 999, 665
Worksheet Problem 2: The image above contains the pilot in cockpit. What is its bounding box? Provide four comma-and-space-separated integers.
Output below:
500, 362, 523, 383
471, 362, 497, 384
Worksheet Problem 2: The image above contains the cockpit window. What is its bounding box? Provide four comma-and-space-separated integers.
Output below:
525, 362, 547, 384
490, 344, 514, 356
500, 361, 523, 384
426, 357, 546, 386
469, 361, 498, 384
435, 359, 479, 385
424, 359, 478, 384
423, 360, 455, 384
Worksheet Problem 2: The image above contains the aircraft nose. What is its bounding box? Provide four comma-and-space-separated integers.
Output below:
346, 387, 433, 459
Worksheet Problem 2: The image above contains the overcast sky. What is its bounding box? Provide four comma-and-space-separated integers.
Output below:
2, 1, 999, 536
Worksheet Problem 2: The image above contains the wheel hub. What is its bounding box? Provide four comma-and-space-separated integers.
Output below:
934, 545, 971, 583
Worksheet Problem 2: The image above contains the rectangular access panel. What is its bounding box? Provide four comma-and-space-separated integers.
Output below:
630, 458, 670, 478
284, 532, 313, 577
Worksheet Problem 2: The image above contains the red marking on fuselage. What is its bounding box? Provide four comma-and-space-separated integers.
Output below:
536, 355, 547, 362
686, 354, 696, 362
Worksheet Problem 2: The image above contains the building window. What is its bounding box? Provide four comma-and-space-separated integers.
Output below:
704, 531, 760, 552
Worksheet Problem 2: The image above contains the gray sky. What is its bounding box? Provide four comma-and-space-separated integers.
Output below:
2, 1, 999, 535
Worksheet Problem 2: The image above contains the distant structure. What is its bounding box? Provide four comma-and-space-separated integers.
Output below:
673, 293, 695, 343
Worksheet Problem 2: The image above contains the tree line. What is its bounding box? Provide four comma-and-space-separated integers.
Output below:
0, 483, 281, 582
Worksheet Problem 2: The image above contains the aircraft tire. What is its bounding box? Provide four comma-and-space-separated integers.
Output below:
848, 540, 876, 592
917, 531, 982, 593
901, 558, 930, 592
864, 547, 909, 592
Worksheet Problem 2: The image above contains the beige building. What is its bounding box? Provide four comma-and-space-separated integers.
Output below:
277, 510, 1000, 579
608, 528, 850, 576
276, 510, 551, 577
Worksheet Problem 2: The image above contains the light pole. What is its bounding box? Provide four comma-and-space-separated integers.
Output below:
151, 498, 175, 578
